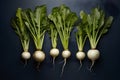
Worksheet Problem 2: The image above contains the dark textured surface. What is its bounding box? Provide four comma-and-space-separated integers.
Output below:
0, 0, 120, 80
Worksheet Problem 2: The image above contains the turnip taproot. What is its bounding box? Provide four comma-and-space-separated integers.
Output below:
61, 50, 71, 74
76, 51, 85, 69
50, 48, 59, 64
87, 49, 100, 70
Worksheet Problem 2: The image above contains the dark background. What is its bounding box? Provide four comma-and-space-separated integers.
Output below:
0, 0, 120, 80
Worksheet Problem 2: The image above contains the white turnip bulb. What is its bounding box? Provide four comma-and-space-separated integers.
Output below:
33, 50, 45, 69
21, 51, 31, 60
50, 48, 59, 64
76, 51, 85, 69
21, 51, 31, 65
87, 49, 100, 71
61, 50, 71, 76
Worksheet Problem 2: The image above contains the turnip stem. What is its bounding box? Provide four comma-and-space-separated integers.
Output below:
89, 60, 95, 72
61, 58, 66, 77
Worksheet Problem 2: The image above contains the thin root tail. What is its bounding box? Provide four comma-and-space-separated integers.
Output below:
52, 57, 55, 65
52, 57, 56, 69
78, 60, 82, 70
89, 60, 94, 72
60, 58, 66, 77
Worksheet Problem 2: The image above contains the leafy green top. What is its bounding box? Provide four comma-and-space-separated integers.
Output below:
48, 4, 78, 50
76, 11, 88, 51
22, 5, 48, 50
81, 8, 113, 49
11, 8, 30, 52
47, 21, 58, 48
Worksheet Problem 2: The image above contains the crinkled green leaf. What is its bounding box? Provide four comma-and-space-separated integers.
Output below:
23, 5, 48, 50
11, 8, 30, 51
83, 8, 113, 48
48, 4, 78, 49
101, 16, 113, 34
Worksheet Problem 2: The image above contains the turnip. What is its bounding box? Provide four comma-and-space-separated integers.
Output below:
76, 52, 85, 68
33, 50, 45, 68
21, 51, 31, 60
23, 5, 48, 68
33, 51, 45, 62
87, 49, 100, 70
75, 11, 87, 69
80, 8, 113, 71
11, 8, 31, 65
50, 48, 59, 64
48, 22, 59, 65
48, 4, 78, 76
61, 50, 71, 75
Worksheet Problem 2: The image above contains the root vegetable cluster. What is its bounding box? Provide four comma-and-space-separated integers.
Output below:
11, 4, 113, 73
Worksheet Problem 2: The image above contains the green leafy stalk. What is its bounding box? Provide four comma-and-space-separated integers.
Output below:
22, 5, 48, 50
48, 4, 78, 50
11, 8, 30, 52
75, 10, 88, 51
48, 21, 58, 48
76, 17, 87, 51
81, 8, 113, 49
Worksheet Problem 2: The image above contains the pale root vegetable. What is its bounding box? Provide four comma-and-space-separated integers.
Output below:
62, 50, 71, 59
48, 4, 78, 76
87, 49, 100, 61
61, 50, 71, 76
81, 8, 113, 71
33, 51, 45, 62
33, 50, 45, 69
21, 51, 31, 65
76, 51, 85, 69
50, 48, 59, 64
87, 49, 100, 70
11, 8, 31, 65
21, 51, 31, 60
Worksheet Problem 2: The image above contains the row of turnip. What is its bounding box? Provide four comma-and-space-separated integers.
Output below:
11, 4, 113, 73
